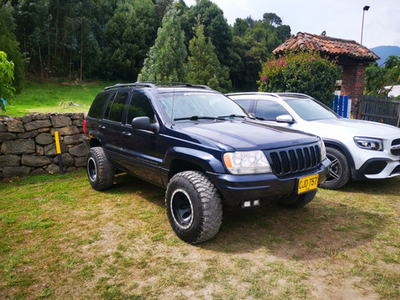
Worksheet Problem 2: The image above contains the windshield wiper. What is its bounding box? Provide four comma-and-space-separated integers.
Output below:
174, 114, 247, 121
174, 116, 216, 121
217, 114, 247, 120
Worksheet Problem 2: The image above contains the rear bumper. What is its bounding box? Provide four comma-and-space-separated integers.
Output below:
208, 158, 330, 207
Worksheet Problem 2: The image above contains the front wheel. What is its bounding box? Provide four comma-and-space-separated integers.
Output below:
320, 147, 351, 190
165, 171, 222, 244
278, 189, 317, 208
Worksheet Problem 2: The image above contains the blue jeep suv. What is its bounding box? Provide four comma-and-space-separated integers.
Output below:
84, 82, 330, 244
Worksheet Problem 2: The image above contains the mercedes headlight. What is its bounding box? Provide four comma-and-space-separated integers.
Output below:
354, 137, 383, 151
223, 150, 272, 174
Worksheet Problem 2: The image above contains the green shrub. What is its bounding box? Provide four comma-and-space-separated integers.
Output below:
258, 51, 339, 105
0, 51, 15, 112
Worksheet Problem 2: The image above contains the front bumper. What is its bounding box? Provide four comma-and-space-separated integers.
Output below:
353, 157, 400, 180
208, 158, 330, 207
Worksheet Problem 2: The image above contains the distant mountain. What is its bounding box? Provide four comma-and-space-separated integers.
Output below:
371, 46, 400, 66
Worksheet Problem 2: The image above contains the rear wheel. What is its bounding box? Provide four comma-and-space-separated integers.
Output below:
165, 171, 222, 244
87, 147, 115, 191
278, 189, 317, 208
320, 147, 351, 190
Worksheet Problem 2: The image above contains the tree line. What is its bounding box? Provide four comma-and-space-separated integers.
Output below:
365, 56, 400, 97
0, 0, 291, 92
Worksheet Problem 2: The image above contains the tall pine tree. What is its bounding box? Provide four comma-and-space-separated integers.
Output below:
186, 17, 231, 92
104, 0, 158, 80
138, 5, 187, 82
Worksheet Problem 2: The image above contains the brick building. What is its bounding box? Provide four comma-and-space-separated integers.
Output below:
273, 32, 380, 117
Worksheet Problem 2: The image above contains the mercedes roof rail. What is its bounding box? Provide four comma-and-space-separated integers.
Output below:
225, 92, 281, 98
226, 92, 313, 99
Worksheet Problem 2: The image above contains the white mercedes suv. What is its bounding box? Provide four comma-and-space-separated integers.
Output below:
227, 92, 400, 189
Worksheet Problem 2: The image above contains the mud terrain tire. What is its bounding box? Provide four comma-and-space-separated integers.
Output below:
87, 147, 115, 191
165, 171, 223, 244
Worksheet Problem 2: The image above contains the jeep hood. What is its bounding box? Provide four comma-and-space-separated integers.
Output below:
176, 120, 319, 151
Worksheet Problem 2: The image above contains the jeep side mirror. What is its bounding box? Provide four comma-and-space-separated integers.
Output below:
276, 114, 294, 124
131, 116, 159, 133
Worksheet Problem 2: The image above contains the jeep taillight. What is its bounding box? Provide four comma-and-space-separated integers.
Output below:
83, 119, 87, 136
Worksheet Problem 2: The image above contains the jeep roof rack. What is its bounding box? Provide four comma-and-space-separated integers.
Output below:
104, 81, 212, 91
104, 82, 156, 90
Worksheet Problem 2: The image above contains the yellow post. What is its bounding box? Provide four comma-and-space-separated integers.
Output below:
55, 131, 61, 154
54, 131, 64, 174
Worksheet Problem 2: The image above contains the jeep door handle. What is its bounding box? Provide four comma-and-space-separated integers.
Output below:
98, 125, 106, 129
122, 131, 131, 136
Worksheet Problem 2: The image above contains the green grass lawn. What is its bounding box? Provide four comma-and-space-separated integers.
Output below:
0, 171, 399, 299
4, 80, 114, 117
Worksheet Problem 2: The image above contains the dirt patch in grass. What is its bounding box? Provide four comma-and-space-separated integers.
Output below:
1, 171, 399, 299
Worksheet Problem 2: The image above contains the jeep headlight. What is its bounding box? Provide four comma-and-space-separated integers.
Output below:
319, 139, 327, 160
354, 137, 383, 151
223, 150, 272, 174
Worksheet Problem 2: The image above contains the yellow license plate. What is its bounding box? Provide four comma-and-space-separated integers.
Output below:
298, 174, 319, 194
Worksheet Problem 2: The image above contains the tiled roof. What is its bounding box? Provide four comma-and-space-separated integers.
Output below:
273, 32, 380, 62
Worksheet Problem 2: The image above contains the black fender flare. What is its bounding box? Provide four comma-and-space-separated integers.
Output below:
165, 146, 226, 175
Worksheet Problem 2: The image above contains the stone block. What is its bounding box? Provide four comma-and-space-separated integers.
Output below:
74, 156, 87, 167
50, 115, 72, 128
32, 113, 49, 120
68, 143, 88, 157
21, 114, 33, 123
24, 119, 52, 131
1, 139, 35, 155
30, 168, 46, 176
44, 142, 68, 156
21, 154, 52, 167
0, 132, 17, 143
0, 154, 20, 167
64, 134, 83, 145
0, 122, 7, 132
6, 118, 25, 133
46, 164, 61, 174
50, 126, 79, 136
36, 145, 44, 156
17, 130, 39, 139
52, 153, 74, 167
3, 166, 31, 178
35, 132, 54, 145
72, 119, 84, 127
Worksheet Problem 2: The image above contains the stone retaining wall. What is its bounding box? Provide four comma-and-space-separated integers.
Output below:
0, 113, 88, 179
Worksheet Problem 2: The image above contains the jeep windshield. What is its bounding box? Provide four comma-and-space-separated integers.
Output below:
158, 92, 248, 122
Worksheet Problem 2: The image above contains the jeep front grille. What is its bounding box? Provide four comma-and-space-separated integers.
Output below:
267, 145, 321, 176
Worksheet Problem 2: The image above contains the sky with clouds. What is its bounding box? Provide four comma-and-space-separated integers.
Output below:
184, 0, 400, 49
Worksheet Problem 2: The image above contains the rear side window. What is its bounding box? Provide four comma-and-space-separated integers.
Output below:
104, 92, 129, 122
255, 100, 289, 121
88, 92, 110, 118
234, 99, 252, 112
126, 92, 155, 124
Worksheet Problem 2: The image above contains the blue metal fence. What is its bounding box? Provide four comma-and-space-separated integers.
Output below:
331, 96, 350, 118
